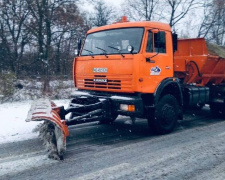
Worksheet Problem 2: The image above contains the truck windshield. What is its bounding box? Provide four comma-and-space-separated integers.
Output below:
81, 28, 144, 56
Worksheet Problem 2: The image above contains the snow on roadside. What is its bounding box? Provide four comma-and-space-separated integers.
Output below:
0, 99, 70, 144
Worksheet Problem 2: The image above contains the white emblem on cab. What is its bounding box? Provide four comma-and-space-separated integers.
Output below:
150, 66, 161, 75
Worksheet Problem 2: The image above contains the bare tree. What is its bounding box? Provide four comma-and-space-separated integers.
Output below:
123, 0, 160, 21
51, 3, 89, 75
161, 0, 201, 31
25, 0, 54, 92
89, 0, 115, 27
25, 0, 88, 92
197, 0, 225, 45
0, 0, 30, 76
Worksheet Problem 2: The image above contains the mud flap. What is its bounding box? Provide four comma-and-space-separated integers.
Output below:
26, 99, 69, 160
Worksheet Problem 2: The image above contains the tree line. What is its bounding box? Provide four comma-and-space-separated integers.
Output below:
0, 0, 224, 81
0, 0, 90, 80
122, 0, 225, 45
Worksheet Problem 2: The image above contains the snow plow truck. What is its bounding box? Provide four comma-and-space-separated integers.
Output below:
26, 16, 225, 159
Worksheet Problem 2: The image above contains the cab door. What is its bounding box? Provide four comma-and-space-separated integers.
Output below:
140, 30, 173, 93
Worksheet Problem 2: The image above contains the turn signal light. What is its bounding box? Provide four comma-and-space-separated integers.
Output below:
120, 104, 135, 112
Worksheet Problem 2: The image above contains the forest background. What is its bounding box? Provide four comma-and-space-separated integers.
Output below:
0, 0, 224, 100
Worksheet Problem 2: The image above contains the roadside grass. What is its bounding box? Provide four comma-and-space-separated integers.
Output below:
0, 76, 75, 103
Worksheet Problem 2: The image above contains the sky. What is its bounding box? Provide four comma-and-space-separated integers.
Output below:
78, 0, 203, 38
104, 0, 122, 6
78, 0, 122, 12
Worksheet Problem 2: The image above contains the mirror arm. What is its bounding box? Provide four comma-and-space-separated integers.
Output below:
146, 52, 159, 63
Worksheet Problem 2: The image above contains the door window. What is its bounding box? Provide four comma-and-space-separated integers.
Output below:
146, 31, 166, 53
146, 31, 153, 52
154, 31, 166, 53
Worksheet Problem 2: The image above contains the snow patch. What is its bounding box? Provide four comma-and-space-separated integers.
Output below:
0, 99, 69, 144
71, 91, 90, 96
110, 96, 134, 101
0, 155, 55, 176
38, 121, 66, 160
75, 163, 131, 180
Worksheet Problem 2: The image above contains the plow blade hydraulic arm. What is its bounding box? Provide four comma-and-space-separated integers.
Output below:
66, 109, 103, 125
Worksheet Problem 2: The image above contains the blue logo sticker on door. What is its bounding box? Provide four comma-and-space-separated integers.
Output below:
150, 66, 161, 75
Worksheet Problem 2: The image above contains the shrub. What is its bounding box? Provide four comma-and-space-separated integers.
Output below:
0, 71, 16, 101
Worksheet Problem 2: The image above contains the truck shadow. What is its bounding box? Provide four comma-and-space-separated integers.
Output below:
177, 106, 224, 130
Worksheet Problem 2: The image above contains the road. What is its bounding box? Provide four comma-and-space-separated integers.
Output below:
1, 106, 225, 180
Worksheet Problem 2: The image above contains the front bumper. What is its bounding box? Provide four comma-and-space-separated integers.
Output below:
71, 90, 144, 117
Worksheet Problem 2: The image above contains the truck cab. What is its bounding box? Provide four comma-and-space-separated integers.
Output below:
74, 19, 174, 95
72, 17, 182, 134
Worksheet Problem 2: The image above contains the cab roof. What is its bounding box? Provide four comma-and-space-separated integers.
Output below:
87, 21, 172, 34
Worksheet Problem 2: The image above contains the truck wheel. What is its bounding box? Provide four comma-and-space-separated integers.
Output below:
195, 103, 205, 110
99, 113, 118, 124
148, 94, 178, 134
210, 103, 225, 118
210, 103, 220, 117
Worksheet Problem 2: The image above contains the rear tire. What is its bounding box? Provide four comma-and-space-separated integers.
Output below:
148, 94, 178, 134
195, 103, 205, 110
210, 103, 225, 118
210, 103, 220, 117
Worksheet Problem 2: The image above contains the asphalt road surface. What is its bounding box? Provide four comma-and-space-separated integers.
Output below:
1, 106, 225, 180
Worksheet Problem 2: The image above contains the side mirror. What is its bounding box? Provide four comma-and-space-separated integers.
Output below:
76, 39, 82, 56
172, 33, 178, 52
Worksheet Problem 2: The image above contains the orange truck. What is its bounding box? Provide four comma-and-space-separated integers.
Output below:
26, 16, 225, 159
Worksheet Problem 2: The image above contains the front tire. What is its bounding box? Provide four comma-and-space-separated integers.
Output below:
148, 94, 178, 134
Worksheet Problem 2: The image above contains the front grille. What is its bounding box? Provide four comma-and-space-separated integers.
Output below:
84, 75, 121, 89
77, 75, 132, 92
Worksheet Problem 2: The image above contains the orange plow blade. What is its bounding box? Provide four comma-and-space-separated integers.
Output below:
26, 99, 69, 160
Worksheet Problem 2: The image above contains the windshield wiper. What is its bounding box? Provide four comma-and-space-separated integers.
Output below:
82, 49, 94, 58
95, 46, 108, 58
108, 46, 125, 58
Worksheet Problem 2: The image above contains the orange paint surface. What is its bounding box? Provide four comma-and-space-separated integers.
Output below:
174, 38, 225, 86
74, 20, 225, 95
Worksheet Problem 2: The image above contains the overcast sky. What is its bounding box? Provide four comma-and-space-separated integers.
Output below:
104, 0, 122, 6
78, 0, 203, 38
78, 0, 122, 12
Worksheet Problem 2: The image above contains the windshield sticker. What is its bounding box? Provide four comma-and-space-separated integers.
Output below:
150, 66, 161, 75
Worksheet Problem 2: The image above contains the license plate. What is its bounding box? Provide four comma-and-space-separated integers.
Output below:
93, 79, 108, 83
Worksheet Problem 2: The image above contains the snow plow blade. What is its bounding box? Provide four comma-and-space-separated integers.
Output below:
26, 95, 112, 160
26, 99, 69, 160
